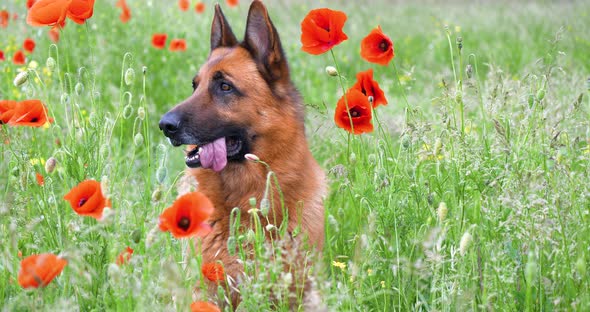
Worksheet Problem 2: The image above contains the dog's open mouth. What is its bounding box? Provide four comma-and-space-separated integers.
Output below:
184, 136, 245, 171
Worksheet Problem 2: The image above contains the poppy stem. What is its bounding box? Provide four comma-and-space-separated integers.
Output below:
329, 49, 353, 158
390, 61, 412, 127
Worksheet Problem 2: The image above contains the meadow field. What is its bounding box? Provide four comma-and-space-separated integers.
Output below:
1, 0, 590, 311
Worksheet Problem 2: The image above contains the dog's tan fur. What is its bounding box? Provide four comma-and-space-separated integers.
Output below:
160, 1, 325, 309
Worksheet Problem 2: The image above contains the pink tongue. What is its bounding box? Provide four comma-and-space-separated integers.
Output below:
200, 137, 227, 172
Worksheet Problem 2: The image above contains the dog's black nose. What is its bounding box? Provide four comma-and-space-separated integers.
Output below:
159, 111, 181, 136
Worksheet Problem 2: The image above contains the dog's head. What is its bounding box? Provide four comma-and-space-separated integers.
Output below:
159, 0, 302, 172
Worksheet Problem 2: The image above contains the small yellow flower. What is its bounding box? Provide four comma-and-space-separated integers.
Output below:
332, 261, 346, 271
380, 280, 385, 288
29, 158, 46, 166
367, 269, 374, 276
28, 61, 39, 70
455, 25, 461, 33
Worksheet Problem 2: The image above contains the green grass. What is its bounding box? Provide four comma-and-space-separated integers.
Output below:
2, 0, 590, 311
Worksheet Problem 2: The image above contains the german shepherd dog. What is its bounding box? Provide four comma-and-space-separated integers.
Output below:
159, 0, 325, 309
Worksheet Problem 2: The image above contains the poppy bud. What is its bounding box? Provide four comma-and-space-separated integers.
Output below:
13, 70, 29, 87
325, 66, 338, 77
46, 57, 56, 71
142, 66, 147, 75
260, 198, 269, 216
156, 167, 167, 183
227, 236, 237, 251
131, 229, 142, 244
123, 104, 133, 119
137, 107, 145, 120
248, 197, 256, 207
124, 68, 135, 86
245, 230, 255, 244
528, 94, 535, 107
536, 87, 545, 102
459, 231, 472, 256
437, 202, 448, 222
75, 82, 84, 96
455, 90, 462, 103
134, 133, 144, 146
45, 157, 57, 174
401, 135, 411, 149
60, 93, 69, 105
456, 36, 463, 51
244, 153, 259, 162
265, 224, 276, 232
151, 188, 162, 202
465, 64, 473, 79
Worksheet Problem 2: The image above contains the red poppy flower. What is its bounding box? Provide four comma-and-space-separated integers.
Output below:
190, 301, 221, 312
8, 100, 53, 127
351, 69, 387, 108
26, 0, 70, 27
13, 50, 26, 65
116, 247, 133, 265
0, 50, 5, 61
27, 0, 37, 9
178, 0, 189, 11
195, 2, 205, 14
334, 89, 373, 135
48, 26, 60, 42
151, 33, 167, 49
63, 179, 111, 220
23, 38, 36, 53
66, 0, 95, 24
300, 8, 348, 55
169, 39, 187, 52
201, 262, 225, 282
115, 0, 130, 23
1, 10, 9, 28
0, 100, 17, 124
36, 173, 45, 186
226, 0, 238, 7
360, 25, 394, 66
18, 253, 67, 288
159, 192, 213, 238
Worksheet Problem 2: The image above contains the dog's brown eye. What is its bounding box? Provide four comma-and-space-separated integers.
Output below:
220, 82, 232, 92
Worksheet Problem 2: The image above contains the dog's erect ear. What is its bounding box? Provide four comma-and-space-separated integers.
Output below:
243, 0, 289, 82
211, 4, 238, 51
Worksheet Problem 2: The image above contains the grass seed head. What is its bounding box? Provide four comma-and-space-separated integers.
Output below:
437, 202, 448, 222
459, 231, 472, 256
